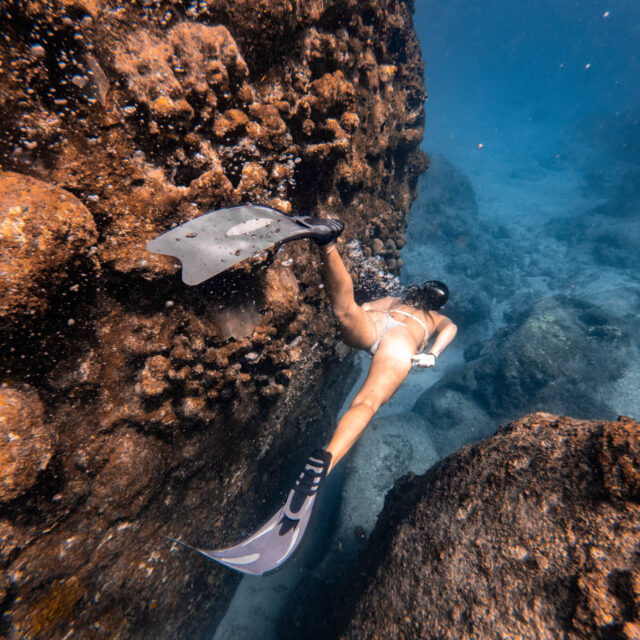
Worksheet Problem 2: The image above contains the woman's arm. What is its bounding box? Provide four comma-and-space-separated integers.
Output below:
429, 315, 457, 358
411, 314, 457, 368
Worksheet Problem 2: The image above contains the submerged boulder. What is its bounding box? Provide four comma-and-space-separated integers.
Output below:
547, 182, 640, 272
330, 413, 640, 640
0, 171, 97, 325
0, 384, 54, 504
413, 295, 633, 457
400, 155, 523, 339
547, 110, 640, 274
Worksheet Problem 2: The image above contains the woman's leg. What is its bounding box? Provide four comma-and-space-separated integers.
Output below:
325, 330, 414, 472
319, 243, 376, 350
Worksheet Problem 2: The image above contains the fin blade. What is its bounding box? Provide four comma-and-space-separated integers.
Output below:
165, 450, 331, 575
164, 505, 308, 576
147, 204, 309, 285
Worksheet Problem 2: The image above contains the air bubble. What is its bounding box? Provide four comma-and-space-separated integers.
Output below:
71, 75, 88, 88
30, 44, 45, 58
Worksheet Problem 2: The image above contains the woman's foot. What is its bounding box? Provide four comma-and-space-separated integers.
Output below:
295, 216, 344, 245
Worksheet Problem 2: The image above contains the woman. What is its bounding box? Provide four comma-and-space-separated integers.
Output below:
189, 219, 457, 575
318, 227, 457, 472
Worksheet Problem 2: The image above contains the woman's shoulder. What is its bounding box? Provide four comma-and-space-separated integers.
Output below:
426, 310, 454, 329
428, 309, 451, 320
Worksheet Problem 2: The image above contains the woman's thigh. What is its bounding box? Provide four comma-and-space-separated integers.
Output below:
351, 331, 414, 412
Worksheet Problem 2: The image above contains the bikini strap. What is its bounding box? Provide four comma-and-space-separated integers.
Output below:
392, 309, 428, 333
392, 309, 430, 352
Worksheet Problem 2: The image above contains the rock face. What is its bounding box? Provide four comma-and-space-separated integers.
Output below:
0, 172, 98, 326
0, 385, 55, 504
0, 2, 426, 639
330, 413, 640, 640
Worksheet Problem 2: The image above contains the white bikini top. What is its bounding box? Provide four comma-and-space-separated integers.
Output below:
391, 309, 429, 334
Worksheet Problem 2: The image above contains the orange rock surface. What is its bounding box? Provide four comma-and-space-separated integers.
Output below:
0, 1, 426, 638
0, 171, 97, 324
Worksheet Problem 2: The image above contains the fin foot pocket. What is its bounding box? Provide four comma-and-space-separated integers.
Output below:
169, 449, 332, 575
294, 217, 344, 245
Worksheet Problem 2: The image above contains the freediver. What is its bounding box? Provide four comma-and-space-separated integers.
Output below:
159, 216, 457, 575
316, 222, 457, 474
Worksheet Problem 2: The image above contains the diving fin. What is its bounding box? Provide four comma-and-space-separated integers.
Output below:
168, 449, 332, 576
147, 204, 343, 285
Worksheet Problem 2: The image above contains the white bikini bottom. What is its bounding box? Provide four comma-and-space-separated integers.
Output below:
367, 314, 408, 355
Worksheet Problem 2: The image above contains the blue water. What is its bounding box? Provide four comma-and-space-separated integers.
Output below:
215, 2, 640, 637
402, 0, 640, 424
417, 0, 640, 171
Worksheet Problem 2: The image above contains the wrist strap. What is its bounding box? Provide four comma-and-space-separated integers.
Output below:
428, 352, 437, 359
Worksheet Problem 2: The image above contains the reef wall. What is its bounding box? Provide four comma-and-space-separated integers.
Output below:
0, 1, 426, 638
329, 413, 640, 640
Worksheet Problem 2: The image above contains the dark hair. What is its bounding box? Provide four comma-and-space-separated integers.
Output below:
402, 280, 449, 310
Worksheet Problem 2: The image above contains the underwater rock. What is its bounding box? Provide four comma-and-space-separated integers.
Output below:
0, 384, 54, 504
546, 109, 640, 273
0, 171, 98, 326
413, 295, 633, 457
0, 1, 426, 638
547, 188, 640, 272
400, 155, 522, 340
330, 413, 640, 640
345, 240, 403, 303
